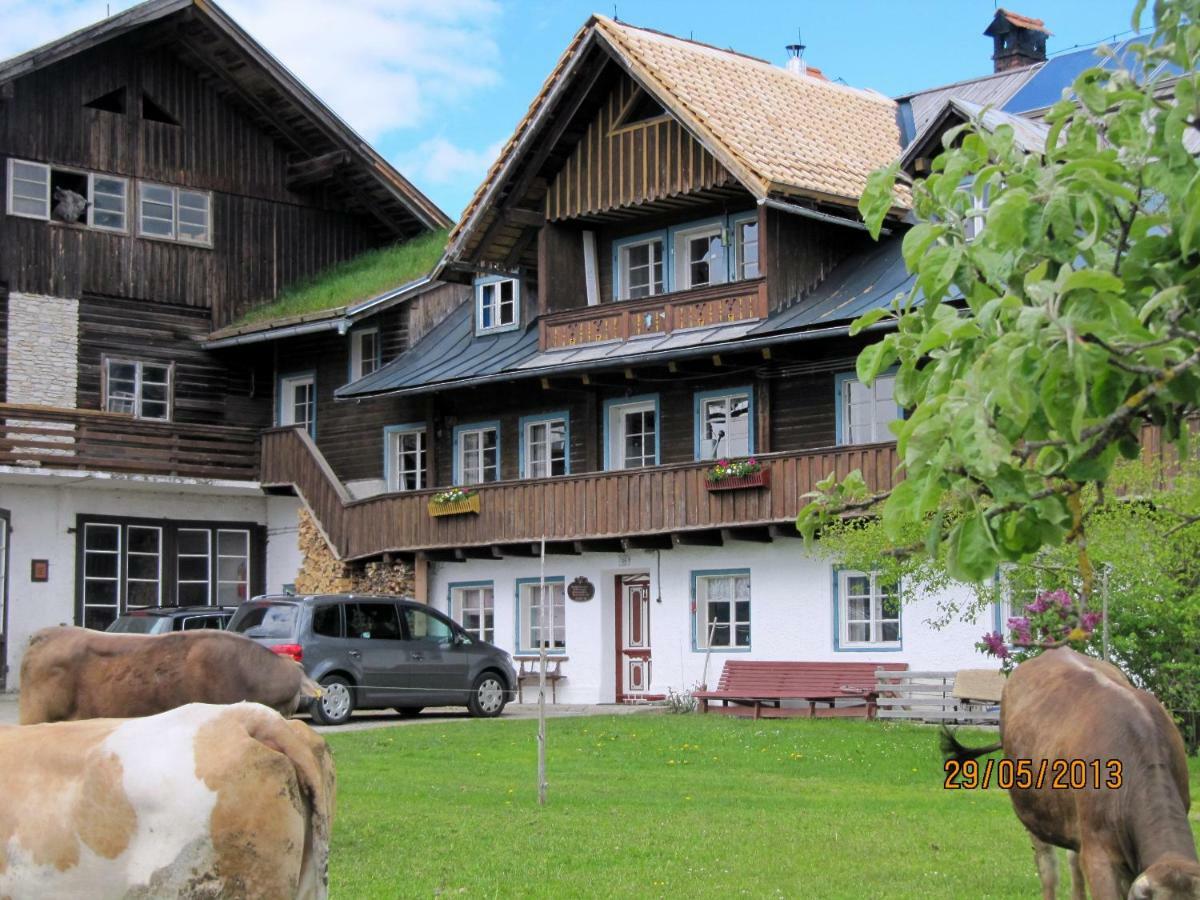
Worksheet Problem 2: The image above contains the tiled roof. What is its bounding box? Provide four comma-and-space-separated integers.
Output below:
994, 9, 1051, 35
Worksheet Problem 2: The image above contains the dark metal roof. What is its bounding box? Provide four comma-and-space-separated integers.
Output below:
337, 237, 913, 400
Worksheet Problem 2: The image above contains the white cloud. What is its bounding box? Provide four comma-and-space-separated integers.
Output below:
0, 0, 503, 143
398, 136, 505, 186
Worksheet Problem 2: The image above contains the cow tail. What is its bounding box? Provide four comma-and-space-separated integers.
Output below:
939, 726, 1002, 763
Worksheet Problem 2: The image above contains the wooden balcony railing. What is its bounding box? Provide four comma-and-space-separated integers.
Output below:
261, 426, 899, 560
539, 278, 767, 350
0, 403, 260, 481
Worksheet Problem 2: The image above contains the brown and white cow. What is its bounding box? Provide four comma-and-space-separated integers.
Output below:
944, 647, 1200, 900
0, 702, 335, 898
19, 626, 321, 725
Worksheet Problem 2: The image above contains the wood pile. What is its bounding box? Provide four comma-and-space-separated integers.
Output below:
293, 508, 414, 596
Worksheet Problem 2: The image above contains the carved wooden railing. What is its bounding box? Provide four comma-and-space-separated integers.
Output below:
0, 403, 260, 481
261, 426, 899, 560
539, 278, 768, 350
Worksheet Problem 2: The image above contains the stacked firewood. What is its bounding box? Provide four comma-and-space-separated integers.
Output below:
293, 508, 413, 596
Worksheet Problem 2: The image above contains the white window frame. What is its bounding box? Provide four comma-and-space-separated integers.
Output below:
87, 172, 129, 233
455, 424, 499, 485
617, 236, 665, 300
138, 182, 213, 247
386, 425, 426, 492
6, 158, 50, 220
694, 572, 751, 650
215, 529, 251, 606
82, 522, 122, 630
476, 277, 519, 334
176, 528, 212, 607
732, 213, 760, 280
518, 579, 566, 653
124, 525, 163, 609
103, 358, 172, 421
965, 187, 989, 241
279, 373, 316, 436
350, 327, 380, 381
450, 583, 495, 643
606, 397, 658, 471
837, 372, 899, 446
674, 222, 727, 291
696, 389, 753, 461
522, 415, 568, 479
837, 570, 901, 649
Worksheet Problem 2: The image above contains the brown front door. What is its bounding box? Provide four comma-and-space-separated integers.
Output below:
616, 574, 652, 701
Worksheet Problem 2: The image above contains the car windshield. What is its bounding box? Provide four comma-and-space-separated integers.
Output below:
107, 615, 168, 635
231, 604, 298, 639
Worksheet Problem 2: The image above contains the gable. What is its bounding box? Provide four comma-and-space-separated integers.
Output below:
546, 71, 736, 222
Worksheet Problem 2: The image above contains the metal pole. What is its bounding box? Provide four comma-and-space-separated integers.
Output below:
537, 536, 547, 806
1101, 567, 1110, 663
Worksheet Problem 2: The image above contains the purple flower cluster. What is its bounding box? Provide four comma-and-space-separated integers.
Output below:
978, 588, 1103, 669
977, 631, 1011, 659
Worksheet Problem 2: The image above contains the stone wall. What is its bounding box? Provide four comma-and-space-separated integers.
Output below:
293, 507, 414, 596
6, 293, 79, 406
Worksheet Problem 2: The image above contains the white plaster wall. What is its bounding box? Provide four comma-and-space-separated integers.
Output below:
428, 542, 998, 704
265, 496, 303, 593
0, 480, 277, 688
6, 293, 79, 407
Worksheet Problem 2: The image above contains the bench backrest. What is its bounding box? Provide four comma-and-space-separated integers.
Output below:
714, 661, 909, 694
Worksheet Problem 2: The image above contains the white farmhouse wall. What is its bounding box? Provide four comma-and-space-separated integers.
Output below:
265, 496, 304, 592
428, 543, 998, 704
6, 293, 79, 407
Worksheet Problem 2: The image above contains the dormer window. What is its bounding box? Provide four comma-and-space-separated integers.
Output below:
476, 276, 519, 333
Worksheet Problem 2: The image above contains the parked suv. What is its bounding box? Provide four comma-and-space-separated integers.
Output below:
107, 605, 238, 634
227, 594, 517, 726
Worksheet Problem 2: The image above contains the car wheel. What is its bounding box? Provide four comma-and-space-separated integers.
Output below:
467, 671, 508, 718
310, 675, 354, 726
394, 707, 423, 719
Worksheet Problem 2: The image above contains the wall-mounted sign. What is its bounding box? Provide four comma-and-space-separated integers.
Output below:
567, 576, 595, 602
30, 559, 49, 582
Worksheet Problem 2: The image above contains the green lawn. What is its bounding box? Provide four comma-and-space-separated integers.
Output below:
323, 713, 1200, 899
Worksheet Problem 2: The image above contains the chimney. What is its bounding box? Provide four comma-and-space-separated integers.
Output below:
785, 40, 807, 77
984, 9, 1050, 73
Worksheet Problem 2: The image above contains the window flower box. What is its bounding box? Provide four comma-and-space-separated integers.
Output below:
704, 458, 769, 492
428, 489, 480, 517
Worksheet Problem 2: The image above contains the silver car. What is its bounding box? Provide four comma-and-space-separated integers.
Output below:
227, 593, 517, 726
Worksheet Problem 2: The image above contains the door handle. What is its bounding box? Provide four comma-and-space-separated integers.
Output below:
348, 649, 361, 659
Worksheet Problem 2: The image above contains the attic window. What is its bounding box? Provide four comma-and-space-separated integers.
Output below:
611, 87, 666, 132
141, 93, 179, 126
85, 87, 127, 115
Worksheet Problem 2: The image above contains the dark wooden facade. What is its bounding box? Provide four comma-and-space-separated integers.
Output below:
0, 37, 385, 327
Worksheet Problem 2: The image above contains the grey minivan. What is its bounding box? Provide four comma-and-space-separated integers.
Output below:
227, 594, 517, 726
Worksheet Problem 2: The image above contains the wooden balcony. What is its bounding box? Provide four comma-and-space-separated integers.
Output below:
539, 278, 767, 350
0, 403, 260, 481
260, 426, 899, 561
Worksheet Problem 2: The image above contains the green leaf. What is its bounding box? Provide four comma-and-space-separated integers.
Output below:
947, 513, 998, 582
856, 340, 896, 386
849, 307, 890, 337
982, 188, 1031, 248
901, 223, 945, 273
859, 161, 900, 240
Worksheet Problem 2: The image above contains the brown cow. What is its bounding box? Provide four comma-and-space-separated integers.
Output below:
944, 647, 1200, 899
0, 702, 335, 898
19, 626, 321, 724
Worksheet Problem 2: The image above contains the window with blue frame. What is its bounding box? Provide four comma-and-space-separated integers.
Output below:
836, 371, 899, 445
475, 276, 519, 333
835, 570, 901, 649
692, 570, 751, 650
695, 388, 753, 460
517, 577, 565, 652
520, 412, 569, 478
616, 235, 665, 299
454, 422, 500, 485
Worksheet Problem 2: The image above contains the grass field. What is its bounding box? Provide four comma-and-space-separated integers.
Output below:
323, 713, 1200, 899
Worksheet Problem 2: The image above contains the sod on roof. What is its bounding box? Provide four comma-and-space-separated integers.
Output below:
233, 229, 447, 327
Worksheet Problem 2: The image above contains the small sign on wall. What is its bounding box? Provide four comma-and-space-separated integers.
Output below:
30, 559, 49, 583
567, 576, 595, 602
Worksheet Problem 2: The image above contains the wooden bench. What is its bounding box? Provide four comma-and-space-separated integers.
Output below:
693, 661, 910, 719
513, 654, 567, 704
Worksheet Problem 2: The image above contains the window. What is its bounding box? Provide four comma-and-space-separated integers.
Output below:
402, 607, 455, 644
350, 328, 380, 380
279, 373, 316, 436
88, 173, 127, 232
138, 182, 212, 245
104, 358, 171, 420
312, 604, 343, 638
837, 570, 901, 648
450, 583, 494, 642
476, 277, 518, 333
965, 184, 991, 241
385, 425, 426, 492
82, 523, 122, 630
693, 571, 751, 650
522, 414, 568, 478
216, 530, 251, 605
455, 423, 499, 485
674, 223, 727, 290
345, 601, 402, 640
605, 397, 657, 470
177, 529, 211, 606
837, 372, 899, 445
733, 214, 760, 279
518, 578, 565, 652
7, 159, 50, 220
617, 237, 664, 300
695, 389, 753, 460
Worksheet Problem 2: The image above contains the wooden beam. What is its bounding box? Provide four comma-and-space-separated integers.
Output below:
720, 526, 773, 543
505, 207, 545, 228
579, 538, 622, 553
498, 543, 538, 557
286, 150, 350, 189
768, 524, 802, 540
672, 530, 723, 547
503, 224, 539, 268
543, 540, 584, 555
622, 534, 673, 551
423, 549, 466, 562
461, 546, 503, 560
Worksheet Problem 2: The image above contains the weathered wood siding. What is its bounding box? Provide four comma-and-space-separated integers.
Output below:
406, 283, 471, 348
0, 38, 383, 325
0, 287, 7, 401
545, 72, 736, 222
763, 206, 869, 312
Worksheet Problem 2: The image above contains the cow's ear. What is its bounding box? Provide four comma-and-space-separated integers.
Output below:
1126, 873, 1151, 900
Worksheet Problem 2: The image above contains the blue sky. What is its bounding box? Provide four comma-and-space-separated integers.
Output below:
1, 0, 1144, 220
